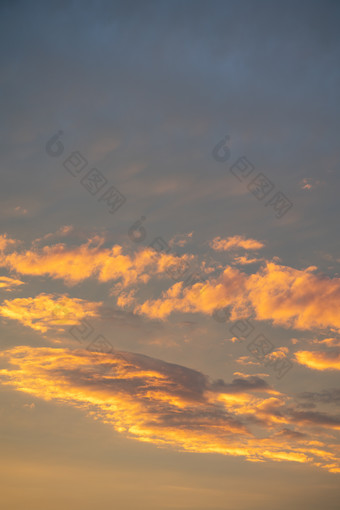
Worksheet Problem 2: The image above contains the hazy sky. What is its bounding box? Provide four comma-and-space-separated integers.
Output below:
1, 1, 340, 509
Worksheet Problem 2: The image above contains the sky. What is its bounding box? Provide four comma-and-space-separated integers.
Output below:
1, 1, 340, 509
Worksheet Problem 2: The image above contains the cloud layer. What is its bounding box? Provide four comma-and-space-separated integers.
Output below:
1, 233, 340, 335
0, 346, 339, 473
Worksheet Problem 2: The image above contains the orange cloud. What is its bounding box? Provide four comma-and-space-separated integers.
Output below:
0, 346, 339, 472
134, 266, 247, 320
0, 235, 192, 287
295, 350, 340, 371
246, 263, 340, 332
0, 276, 25, 291
0, 234, 18, 251
169, 232, 193, 247
2, 232, 340, 334
300, 178, 322, 191
209, 236, 265, 251
232, 255, 263, 265
132, 262, 340, 333
0, 293, 101, 332
314, 338, 340, 347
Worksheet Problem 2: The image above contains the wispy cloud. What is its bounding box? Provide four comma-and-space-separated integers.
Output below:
300, 178, 322, 191
295, 349, 340, 371
209, 236, 265, 252
0, 234, 18, 252
0, 276, 25, 291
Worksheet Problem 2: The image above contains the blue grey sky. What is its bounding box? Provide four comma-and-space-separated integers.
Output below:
1, 1, 340, 509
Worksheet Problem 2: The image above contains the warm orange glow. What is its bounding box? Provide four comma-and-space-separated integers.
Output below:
2, 235, 340, 333
0, 294, 101, 332
209, 236, 265, 251
0, 346, 339, 473
295, 350, 340, 371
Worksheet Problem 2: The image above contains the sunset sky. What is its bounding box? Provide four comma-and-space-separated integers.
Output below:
1, 1, 340, 509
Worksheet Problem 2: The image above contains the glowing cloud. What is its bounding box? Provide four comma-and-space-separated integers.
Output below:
2, 232, 340, 334
0, 294, 101, 332
0, 234, 18, 252
0, 346, 339, 472
209, 236, 265, 251
295, 350, 340, 371
0, 276, 25, 291
133, 262, 340, 333
0, 234, 192, 287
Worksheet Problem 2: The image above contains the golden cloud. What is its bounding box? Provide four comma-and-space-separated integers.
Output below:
0, 346, 339, 472
0, 276, 25, 291
0, 235, 192, 287
132, 262, 340, 333
295, 350, 340, 371
1, 232, 340, 334
0, 234, 18, 252
0, 293, 101, 332
209, 236, 265, 251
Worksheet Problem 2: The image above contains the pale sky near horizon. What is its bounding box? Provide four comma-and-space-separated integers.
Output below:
1, 1, 340, 509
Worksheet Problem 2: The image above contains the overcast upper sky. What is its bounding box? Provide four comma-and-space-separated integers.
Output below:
1, 1, 340, 509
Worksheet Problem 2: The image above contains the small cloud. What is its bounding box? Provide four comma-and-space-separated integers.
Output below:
23, 403, 35, 410
298, 389, 340, 406
233, 371, 270, 378
236, 356, 260, 366
0, 293, 102, 333
169, 232, 194, 248
209, 235, 265, 252
295, 349, 340, 371
0, 276, 25, 291
315, 338, 340, 347
300, 178, 322, 191
116, 289, 137, 309
14, 206, 28, 215
0, 234, 18, 252
232, 255, 263, 266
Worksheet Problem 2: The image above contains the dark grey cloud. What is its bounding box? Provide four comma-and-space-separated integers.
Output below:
298, 388, 340, 406
211, 376, 271, 394
289, 409, 340, 428
274, 427, 307, 441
